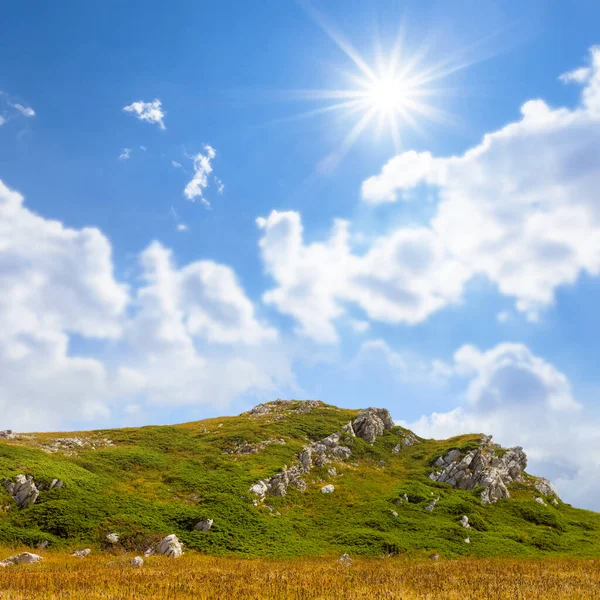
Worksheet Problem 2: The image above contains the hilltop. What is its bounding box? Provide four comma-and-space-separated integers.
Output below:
1, 400, 599, 559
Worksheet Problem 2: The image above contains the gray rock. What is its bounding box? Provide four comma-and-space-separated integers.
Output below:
194, 519, 213, 532
72, 549, 91, 558
464, 537, 470, 544
534, 477, 559, 498
390, 510, 398, 517
352, 408, 394, 443
425, 497, 439, 512
321, 484, 335, 494
0, 430, 15, 440
1, 552, 43, 566
3, 474, 40, 508
535, 497, 547, 506
342, 422, 355, 437
131, 556, 144, 567
460, 515, 470, 529
401, 432, 419, 447
339, 553, 352, 567
249, 481, 268, 497
392, 444, 403, 454
430, 440, 529, 505
158, 534, 183, 558
106, 533, 119, 544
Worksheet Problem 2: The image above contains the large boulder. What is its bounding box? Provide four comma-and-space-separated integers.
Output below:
429, 436, 530, 505
352, 408, 394, 443
3, 475, 39, 508
0, 552, 43, 567
158, 534, 183, 558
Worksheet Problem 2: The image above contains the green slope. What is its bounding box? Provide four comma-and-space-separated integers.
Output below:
1, 400, 599, 558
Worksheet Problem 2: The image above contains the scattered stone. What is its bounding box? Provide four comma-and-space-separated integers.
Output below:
460, 516, 470, 529
327, 467, 337, 477
144, 547, 155, 558
158, 534, 183, 558
339, 553, 352, 567
3, 475, 39, 508
194, 519, 213, 532
401, 432, 419, 447
429, 553, 439, 561
321, 484, 335, 494
535, 497, 547, 507
72, 549, 91, 558
429, 436, 530, 505
352, 408, 394, 443
39, 436, 114, 456
425, 497, 439, 513
106, 533, 120, 544
37, 541, 49, 550
342, 422, 355, 437
1, 552, 43, 567
226, 438, 286, 455
464, 538, 470, 544
131, 556, 144, 567
392, 444, 403, 454
390, 510, 398, 518
552, 498, 559, 506
378, 460, 386, 467
403, 493, 409, 502
249, 481, 269, 498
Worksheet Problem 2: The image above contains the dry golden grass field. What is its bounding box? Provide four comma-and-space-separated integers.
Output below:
1, 552, 600, 599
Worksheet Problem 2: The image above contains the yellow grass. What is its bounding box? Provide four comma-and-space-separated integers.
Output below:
1, 551, 600, 599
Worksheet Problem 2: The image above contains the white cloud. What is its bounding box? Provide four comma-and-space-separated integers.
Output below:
184, 145, 218, 207
123, 99, 166, 130
10, 103, 35, 118
359, 45, 600, 323
176, 223, 189, 232
0, 116, 5, 126
0, 179, 129, 429
496, 310, 512, 323
214, 176, 224, 194
172, 160, 182, 169
403, 342, 600, 509
119, 148, 131, 160
0, 179, 293, 430
559, 66, 591, 84
256, 210, 469, 343
349, 319, 370, 333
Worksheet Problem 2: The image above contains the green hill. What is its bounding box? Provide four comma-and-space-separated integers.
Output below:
1, 399, 599, 558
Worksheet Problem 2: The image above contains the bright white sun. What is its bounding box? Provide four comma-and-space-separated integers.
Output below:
365, 77, 409, 112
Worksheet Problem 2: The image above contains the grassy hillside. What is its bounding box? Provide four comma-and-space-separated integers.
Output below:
1, 400, 599, 558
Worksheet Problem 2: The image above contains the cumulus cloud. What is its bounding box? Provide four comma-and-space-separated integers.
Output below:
123, 99, 166, 129
0, 179, 292, 430
357, 45, 600, 323
256, 210, 469, 343
0, 179, 128, 429
403, 342, 600, 509
184, 145, 218, 207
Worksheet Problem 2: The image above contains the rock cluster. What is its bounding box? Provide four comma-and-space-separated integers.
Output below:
429, 435, 529, 505
0, 430, 15, 440
352, 408, 394, 443
0, 552, 42, 567
158, 534, 183, 558
72, 549, 91, 558
225, 438, 286, 455
460, 515, 470, 529
248, 399, 323, 418
425, 497, 439, 512
249, 407, 393, 500
106, 533, 119, 544
39, 436, 114, 456
3, 475, 39, 508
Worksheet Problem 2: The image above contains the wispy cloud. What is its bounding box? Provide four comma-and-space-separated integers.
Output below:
172, 160, 182, 169
184, 145, 219, 207
177, 223, 189, 232
123, 99, 165, 129
10, 102, 35, 117
214, 176, 224, 194
119, 148, 131, 160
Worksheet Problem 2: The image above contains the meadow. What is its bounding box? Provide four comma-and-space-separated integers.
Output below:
1, 551, 599, 599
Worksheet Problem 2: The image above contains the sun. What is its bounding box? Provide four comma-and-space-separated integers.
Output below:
268, 3, 479, 171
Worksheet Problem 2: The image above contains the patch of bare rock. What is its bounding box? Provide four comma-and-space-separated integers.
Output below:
249, 407, 394, 500
429, 434, 559, 505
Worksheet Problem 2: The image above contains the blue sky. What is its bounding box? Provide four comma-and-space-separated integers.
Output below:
2, 0, 600, 507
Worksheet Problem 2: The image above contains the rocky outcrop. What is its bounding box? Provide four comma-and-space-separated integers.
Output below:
352, 408, 394, 443
72, 549, 91, 558
535, 477, 559, 498
0, 430, 15, 440
3, 475, 39, 508
158, 534, 183, 558
0, 552, 43, 567
194, 519, 213, 532
225, 438, 286, 455
248, 399, 323, 418
535, 497, 547, 506
131, 556, 144, 567
429, 435, 529, 505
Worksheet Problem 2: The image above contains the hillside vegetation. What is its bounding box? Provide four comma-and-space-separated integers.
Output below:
1, 400, 599, 559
